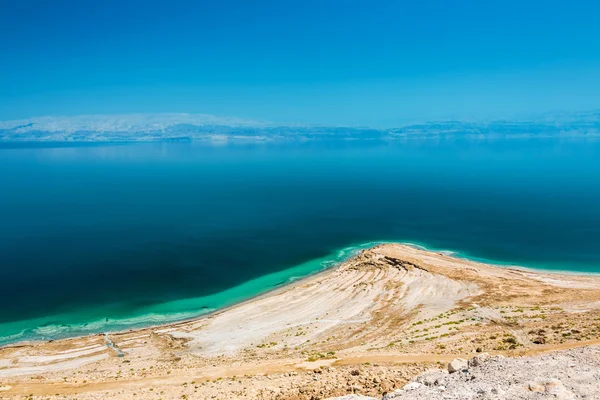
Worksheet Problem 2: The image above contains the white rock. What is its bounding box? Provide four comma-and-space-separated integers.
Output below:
528, 381, 545, 392
448, 358, 468, 373
402, 382, 422, 390
382, 390, 403, 400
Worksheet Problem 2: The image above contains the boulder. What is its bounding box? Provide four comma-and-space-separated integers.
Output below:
448, 358, 468, 373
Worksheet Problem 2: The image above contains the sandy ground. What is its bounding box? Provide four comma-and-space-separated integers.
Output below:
2, 243, 600, 399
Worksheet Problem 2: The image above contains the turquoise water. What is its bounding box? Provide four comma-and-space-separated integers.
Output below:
0, 241, 375, 345
1, 139, 600, 345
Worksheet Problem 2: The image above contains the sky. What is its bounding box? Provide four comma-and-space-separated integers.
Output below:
1, 0, 600, 125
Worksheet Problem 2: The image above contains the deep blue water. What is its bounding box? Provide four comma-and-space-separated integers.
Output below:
1, 139, 599, 344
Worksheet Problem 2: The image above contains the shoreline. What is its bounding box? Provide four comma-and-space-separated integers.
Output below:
2, 240, 600, 349
0, 244, 359, 349
401, 240, 600, 277
3, 242, 600, 398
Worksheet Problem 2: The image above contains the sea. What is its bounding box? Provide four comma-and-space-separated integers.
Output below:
1, 138, 599, 345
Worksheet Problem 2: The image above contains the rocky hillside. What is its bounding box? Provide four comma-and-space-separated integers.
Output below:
328, 346, 600, 400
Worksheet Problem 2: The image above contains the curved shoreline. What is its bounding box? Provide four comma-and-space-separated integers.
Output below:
3, 242, 600, 399
1, 239, 599, 348
0, 242, 372, 347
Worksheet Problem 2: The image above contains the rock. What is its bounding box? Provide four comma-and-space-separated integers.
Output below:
491, 386, 504, 395
368, 347, 593, 400
382, 390, 403, 400
448, 358, 468, 373
528, 381, 545, 392
325, 396, 377, 400
468, 352, 490, 367
533, 336, 546, 344
402, 382, 422, 390
527, 379, 575, 399
416, 374, 437, 386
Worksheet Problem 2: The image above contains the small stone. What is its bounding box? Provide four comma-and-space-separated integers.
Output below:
468, 352, 490, 368
528, 381, 545, 392
403, 382, 422, 391
382, 391, 402, 400
417, 375, 437, 386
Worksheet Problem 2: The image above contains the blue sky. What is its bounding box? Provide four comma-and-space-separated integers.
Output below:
1, 0, 600, 125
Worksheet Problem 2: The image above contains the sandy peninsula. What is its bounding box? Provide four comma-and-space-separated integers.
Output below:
2, 243, 600, 399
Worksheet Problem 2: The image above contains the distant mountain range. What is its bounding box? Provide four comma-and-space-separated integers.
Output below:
1, 111, 599, 142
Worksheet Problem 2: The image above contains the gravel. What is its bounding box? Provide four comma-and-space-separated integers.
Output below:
328, 346, 600, 400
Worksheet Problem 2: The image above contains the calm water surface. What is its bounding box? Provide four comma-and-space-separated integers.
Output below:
1, 139, 599, 344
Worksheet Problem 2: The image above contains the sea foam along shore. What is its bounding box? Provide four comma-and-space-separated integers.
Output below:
0, 241, 383, 347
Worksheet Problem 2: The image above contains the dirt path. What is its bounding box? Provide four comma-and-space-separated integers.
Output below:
521, 337, 600, 356
1, 353, 464, 396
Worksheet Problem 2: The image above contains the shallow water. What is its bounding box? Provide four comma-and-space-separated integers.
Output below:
1, 139, 599, 344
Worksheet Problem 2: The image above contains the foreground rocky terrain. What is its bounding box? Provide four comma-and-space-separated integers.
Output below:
2, 244, 600, 399
329, 346, 600, 400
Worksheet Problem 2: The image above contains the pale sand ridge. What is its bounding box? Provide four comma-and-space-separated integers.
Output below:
2, 243, 600, 399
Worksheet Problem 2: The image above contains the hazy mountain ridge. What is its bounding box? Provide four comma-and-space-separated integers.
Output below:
1, 112, 599, 142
